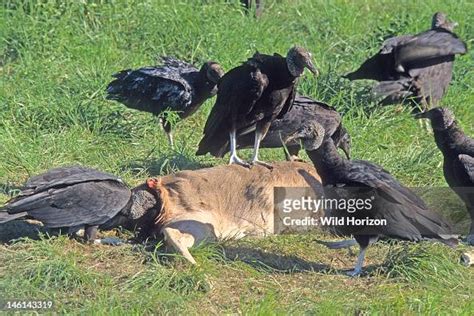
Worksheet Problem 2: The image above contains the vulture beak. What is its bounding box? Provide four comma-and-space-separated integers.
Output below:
306, 59, 319, 76
341, 146, 351, 160
414, 112, 429, 120
285, 129, 307, 144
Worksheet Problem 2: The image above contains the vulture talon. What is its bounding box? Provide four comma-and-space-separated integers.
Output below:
250, 160, 273, 170
346, 269, 362, 277
229, 155, 251, 168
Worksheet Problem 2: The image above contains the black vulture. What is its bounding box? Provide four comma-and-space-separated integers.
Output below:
0, 166, 159, 241
345, 12, 467, 111
217, 93, 351, 161
196, 46, 318, 168
106, 57, 224, 146
415, 107, 474, 245
289, 125, 457, 276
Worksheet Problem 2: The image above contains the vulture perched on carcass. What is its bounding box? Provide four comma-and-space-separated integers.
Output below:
415, 107, 474, 245
291, 124, 457, 276
219, 93, 351, 161
196, 46, 318, 168
106, 56, 224, 146
0, 166, 159, 241
345, 12, 467, 111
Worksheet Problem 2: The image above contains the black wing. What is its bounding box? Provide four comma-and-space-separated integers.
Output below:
341, 161, 452, 239
18, 166, 124, 198
459, 154, 474, 183
0, 210, 27, 224
7, 181, 131, 228
106, 67, 192, 114
196, 64, 268, 155
160, 56, 195, 69
275, 85, 296, 119
344, 51, 397, 81
395, 29, 467, 66
349, 160, 428, 209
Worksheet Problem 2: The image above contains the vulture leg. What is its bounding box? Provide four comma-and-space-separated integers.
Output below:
255, 0, 263, 17
161, 119, 174, 148
467, 210, 474, 245
348, 235, 377, 276
251, 124, 273, 169
229, 129, 250, 167
84, 225, 99, 241
347, 246, 367, 277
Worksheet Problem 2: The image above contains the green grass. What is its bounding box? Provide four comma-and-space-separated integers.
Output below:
1, 0, 473, 314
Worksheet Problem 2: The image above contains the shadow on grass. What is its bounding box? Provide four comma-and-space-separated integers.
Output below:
122, 152, 213, 176
220, 245, 383, 276
0, 220, 47, 243
222, 245, 330, 272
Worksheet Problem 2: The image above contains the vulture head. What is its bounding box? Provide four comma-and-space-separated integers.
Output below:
128, 181, 161, 220
286, 122, 326, 151
286, 46, 318, 77
432, 12, 458, 32
98, 181, 161, 231
415, 107, 455, 130
201, 61, 224, 85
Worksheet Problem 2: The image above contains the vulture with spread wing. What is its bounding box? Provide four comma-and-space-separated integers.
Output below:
106, 57, 224, 146
416, 107, 474, 245
345, 12, 467, 110
196, 46, 318, 167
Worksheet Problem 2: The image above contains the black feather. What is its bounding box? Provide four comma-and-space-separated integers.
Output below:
345, 13, 467, 109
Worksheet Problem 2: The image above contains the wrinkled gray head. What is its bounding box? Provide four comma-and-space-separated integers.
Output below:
432, 12, 458, 32
286, 122, 326, 151
125, 182, 161, 220
201, 61, 225, 85
286, 46, 318, 77
414, 107, 456, 130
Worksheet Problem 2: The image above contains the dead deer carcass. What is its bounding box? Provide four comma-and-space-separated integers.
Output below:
137, 161, 321, 264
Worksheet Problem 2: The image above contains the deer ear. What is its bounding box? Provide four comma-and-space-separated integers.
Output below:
146, 177, 161, 189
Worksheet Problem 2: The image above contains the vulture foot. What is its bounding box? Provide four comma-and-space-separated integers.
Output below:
251, 160, 273, 170
346, 268, 362, 277
229, 155, 251, 168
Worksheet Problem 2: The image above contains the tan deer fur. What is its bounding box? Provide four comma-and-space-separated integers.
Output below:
145, 161, 321, 264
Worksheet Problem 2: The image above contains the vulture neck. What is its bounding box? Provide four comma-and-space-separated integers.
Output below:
433, 120, 465, 155
306, 140, 346, 184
